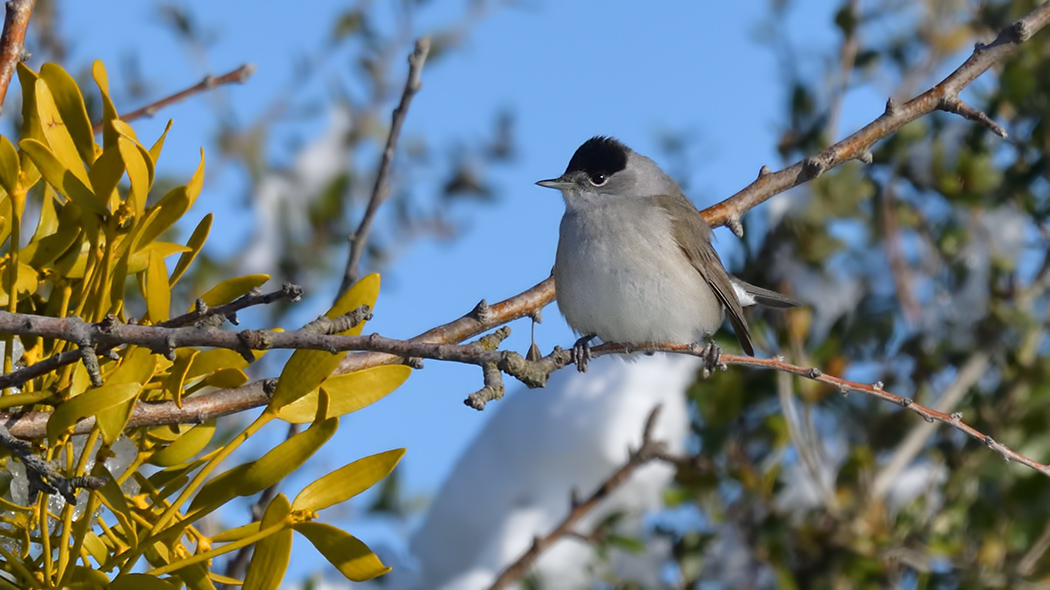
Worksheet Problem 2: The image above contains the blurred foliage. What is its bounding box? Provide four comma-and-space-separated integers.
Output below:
648, 0, 1050, 588
0, 61, 410, 588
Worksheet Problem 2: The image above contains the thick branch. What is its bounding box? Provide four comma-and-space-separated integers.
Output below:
90, 64, 256, 134
0, 0, 35, 115
338, 37, 431, 297
487, 406, 667, 590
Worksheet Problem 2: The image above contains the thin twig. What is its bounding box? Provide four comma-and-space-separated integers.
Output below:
871, 351, 990, 500
89, 64, 256, 134
337, 37, 431, 299
487, 406, 667, 590
0, 0, 35, 115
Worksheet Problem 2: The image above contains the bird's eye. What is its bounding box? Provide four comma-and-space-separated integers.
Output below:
590, 173, 607, 185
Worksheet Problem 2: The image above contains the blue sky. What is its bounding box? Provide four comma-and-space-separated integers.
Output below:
50, 0, 892, 580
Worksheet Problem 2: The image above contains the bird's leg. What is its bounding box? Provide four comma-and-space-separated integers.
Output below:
697, 339, 724, 378
572, 334, 596, 373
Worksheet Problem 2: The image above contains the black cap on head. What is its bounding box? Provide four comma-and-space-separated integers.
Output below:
564, 136, 630, 180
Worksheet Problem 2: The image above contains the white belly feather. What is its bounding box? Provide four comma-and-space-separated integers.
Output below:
554, 198, 724, 344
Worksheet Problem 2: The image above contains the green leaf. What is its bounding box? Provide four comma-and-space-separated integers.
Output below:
293, 522, 390, 582
169, 214, 211, 287
0, 135, 20, 197
196, 274, 269, 307
243, 494, 292, 590
47, 382, 140, 445
109, 574, 180, 590
29, 197, 81, 267
146, 250, 171, 322
268, 274, 379, 411
149, 420, 215, 467
292, 448, 405, 513
39, 63, 95, 165
278, 365, 411, 423
19, 138, 107, 215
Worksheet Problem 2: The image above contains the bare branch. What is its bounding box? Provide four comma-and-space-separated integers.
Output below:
0, 0, 35, 115
338, 37, 432, 298
0, 422, 103, 503
0, 285, 303, 390
487, 406, 667, 590
90, 63, 256, 134
700, 3, 1050, 230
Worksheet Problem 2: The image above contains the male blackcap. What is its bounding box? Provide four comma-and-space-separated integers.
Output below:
537, 136, 799, 370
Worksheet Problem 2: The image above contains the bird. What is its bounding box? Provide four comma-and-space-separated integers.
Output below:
537, 136, 799, 370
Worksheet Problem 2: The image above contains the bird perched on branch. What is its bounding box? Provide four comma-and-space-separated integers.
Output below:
538, 136, 799, 370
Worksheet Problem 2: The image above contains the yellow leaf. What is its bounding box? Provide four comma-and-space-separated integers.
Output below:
35, 77, 91, 185
164, 348, 198, 408
149, 120, 173, 164
185, 348, 250, 380
243, 495, 292, 590
278, 365, 410, 423
86, 146, 123, 211
96, 346, 156, 444
0, 262, 38, 306
169, 214, 211, 287
92, 61, 120, 151
268, 274, 379, 411
196, 274, 270, 307
202, 367, 248, 389
187, 463, 249, 516
19, 138, 107, 215
15, 66, 41, 188
28, 197, 81, 267
118, 136, 151, 216
293, 522, 390, 582
210, 521, 260, 544
173, 563, 217, 590
292, 448, 405, 513
83, 532, 107, 563
0, 135, 20, 197
146, 250, 170, 322
137, 185, 190, 247
238, 418, 338, 494
149, 420, 215, 467
110, 574, 179, 590
47, 382, 140, 445
39, 63, 95, 165
187, 148, 205, 204
64, 566, 111, 588
129, 242, 192, 274
110, 119, 140, 145
92, 464, 138, 547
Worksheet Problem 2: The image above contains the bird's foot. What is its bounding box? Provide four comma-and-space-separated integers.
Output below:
696, 341, 725, 378
572, 334, 596, 372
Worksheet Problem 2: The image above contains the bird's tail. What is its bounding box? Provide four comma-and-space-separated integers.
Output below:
730, 278, 802, 309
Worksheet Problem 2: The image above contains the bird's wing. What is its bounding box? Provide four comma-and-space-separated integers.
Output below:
655, 194, 754, 356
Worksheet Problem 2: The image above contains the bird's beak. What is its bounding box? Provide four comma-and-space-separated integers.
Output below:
536, 178, 574, 190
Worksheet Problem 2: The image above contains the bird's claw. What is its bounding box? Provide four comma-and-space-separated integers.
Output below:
698, 341, 724, 378
572, 334, 596, 372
